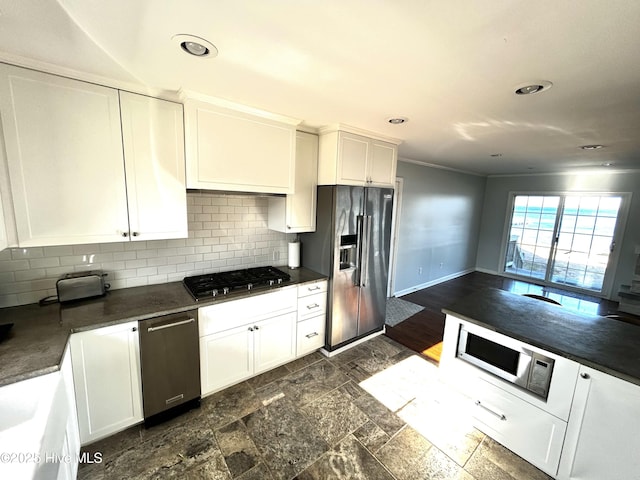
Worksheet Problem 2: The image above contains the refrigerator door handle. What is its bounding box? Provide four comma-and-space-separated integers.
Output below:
355, 215, 364, 286
361, 215, 372, 287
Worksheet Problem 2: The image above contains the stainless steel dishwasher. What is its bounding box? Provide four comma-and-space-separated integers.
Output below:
139, 310, 200, 422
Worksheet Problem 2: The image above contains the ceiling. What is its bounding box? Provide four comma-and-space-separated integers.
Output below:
1, 0, 639, 176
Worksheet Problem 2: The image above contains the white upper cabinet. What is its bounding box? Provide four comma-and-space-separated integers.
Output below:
318, 128, 399, 187
268, 131, 319, 233
119, 92, 187, 241
0, 64, 129, 246
0, 64, 187, 246
184, 99, 298, 194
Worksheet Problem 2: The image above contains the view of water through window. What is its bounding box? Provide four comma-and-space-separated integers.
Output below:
504, 194, 622, 293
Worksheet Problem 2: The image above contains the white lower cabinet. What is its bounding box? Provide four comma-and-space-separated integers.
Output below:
254, 312, 297, 374
470, 378, 566, 477
296, 315, 326, 356
70, 321, 143, 445
200, 324, 255, 393
199, 287, 298, 396
557, 366, 640, 480
296, 280, 327, 357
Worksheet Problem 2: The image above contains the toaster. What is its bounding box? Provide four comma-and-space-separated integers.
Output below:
56, 270, 110, 303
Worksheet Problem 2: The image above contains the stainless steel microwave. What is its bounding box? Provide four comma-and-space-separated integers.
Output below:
456, 326, 554, 399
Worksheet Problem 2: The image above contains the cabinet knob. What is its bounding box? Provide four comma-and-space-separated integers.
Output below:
132, 327, 137, 332
132, 231, 139, 237
121, 232, 129, 237
254, 325, 260, 330
248, 327, 254, 332
580, 372, 590, 379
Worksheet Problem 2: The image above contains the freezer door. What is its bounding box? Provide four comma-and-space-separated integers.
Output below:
358, 187, 393, 336
328, 185, 364, 348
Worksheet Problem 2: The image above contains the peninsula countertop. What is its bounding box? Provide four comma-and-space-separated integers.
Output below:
442, 288, 640, 386
0, 267, 326, 387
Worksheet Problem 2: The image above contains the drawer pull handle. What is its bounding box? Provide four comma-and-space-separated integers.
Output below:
307, 286, 321, 291
306, 303, 320, 310
305, 332, 319, 338
475, 400, 506, 421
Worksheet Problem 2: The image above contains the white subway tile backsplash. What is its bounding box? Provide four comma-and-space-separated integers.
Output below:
12, 248, 44, 259
0, 192, 289, 308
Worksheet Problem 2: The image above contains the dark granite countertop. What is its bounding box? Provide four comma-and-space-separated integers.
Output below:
442, 288, 640, 386
0, 267, 326, 387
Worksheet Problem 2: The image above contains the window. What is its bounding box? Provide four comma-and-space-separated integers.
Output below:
503, 194, 625, 294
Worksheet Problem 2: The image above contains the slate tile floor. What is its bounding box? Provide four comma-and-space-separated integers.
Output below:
78, 336, 552, 480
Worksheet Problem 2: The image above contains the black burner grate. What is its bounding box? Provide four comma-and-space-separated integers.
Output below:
183, 266, 290, 300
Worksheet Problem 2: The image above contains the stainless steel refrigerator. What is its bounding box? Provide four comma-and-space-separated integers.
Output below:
300, 185, 394, 351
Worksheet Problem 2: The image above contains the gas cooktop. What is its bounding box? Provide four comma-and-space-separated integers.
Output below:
183, 266, 291, 301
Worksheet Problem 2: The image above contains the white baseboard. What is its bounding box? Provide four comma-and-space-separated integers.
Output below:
393, 268, 475, 298
474, 267, 499, 275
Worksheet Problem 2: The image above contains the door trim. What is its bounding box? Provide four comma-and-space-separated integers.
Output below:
387, 177, 403, 297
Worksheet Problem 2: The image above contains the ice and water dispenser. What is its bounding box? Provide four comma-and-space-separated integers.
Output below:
339, 234, 358, 269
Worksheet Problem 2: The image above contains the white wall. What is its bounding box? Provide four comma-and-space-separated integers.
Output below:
0, 191, 290, 307
392, 160, 486, 295
476, 170, 640, 299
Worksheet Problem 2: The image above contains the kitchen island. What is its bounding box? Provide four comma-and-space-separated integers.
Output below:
440, 287, 640, 480
442, 287, 640, 385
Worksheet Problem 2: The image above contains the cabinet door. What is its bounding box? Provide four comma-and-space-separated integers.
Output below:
184, 100, 295, 194
558, 366, 640, 480
267, 131, 318, 233
368, 140, 397, 186
0, 64, 129, 246
337, 132, 368, 185
254, 312, 297, 374
119, 92, 187, 241
286, 131, 318, 232
70, 322, 143, 445
200, 325, 253, 396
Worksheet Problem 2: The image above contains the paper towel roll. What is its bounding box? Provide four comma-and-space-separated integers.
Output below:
288, 241, 300, 269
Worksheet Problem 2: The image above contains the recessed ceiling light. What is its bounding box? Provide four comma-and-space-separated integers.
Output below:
514, 81, 553, 95
490, 153, 502, 157
172, 34, 218, 58
387, 117, 408, 125
580, 144, 604, 150
601, 162, 613, 167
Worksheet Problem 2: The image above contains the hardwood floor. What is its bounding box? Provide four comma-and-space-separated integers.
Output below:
385, 271, 638, 363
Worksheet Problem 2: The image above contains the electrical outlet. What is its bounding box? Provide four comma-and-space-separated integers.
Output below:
439, 262, 444, 268
418, 267, 423, 275
273, 250, 280, 261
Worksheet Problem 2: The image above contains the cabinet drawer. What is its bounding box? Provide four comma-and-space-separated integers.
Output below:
297, 292, 327, 321
297, 280, 327, 297
471, 378, 566, 477
297, 315, 326, 356
199, 286, 297, 336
